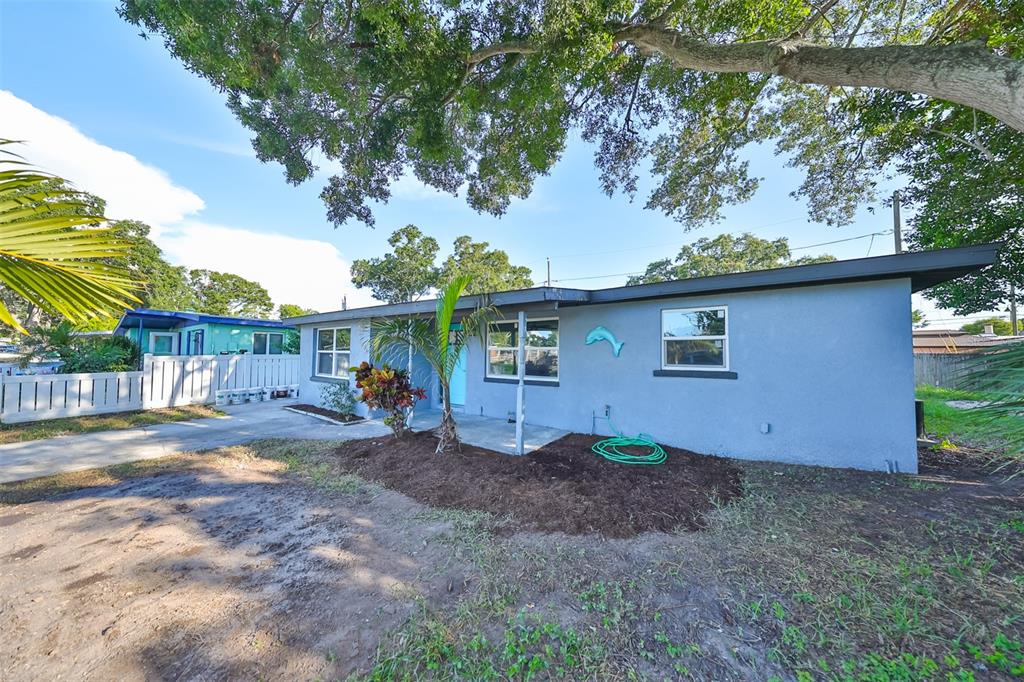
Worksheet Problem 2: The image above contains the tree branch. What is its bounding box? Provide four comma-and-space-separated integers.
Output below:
464, 26, 1024, 131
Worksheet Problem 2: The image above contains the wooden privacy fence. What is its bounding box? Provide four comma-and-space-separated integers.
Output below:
914, 353, 976, 389
0, 354, 301, 423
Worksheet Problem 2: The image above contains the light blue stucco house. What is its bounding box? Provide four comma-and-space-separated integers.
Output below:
286, 244, 998, 473
113, 309, 295, 357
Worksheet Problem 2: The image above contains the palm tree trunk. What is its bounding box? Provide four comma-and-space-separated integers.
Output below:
435, 379, 460, 454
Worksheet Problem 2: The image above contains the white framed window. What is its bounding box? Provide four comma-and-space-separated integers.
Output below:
149, 332, 177, 355
661, 306, 728, 370
315, 327, 352, 378
253, 332, 284, 355
487, 318, 559, 381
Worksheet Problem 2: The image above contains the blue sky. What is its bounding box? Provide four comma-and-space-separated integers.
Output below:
0, 0, 978, 325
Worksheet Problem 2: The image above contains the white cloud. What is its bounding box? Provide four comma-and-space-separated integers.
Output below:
160, 222, 377, 313
0, 91, 375, 314
0, 90, 204, 233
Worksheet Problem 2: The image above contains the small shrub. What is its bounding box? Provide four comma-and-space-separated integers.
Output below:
350, 361, 426, 438
319, 381, 357, 417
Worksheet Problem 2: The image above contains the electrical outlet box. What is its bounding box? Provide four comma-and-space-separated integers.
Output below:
760, 422, 771, 434
604, 404, 611, 417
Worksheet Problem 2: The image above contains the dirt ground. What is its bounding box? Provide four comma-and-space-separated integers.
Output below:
2, 437, 1023, 680
335, 431, 742, 536
0, 451, 474, 681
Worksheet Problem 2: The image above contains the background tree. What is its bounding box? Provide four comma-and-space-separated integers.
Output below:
350, 225, 439, 304
277, 303, 319, 352
187, 269, 274, 318
119, 1, 1023, 233
352, 226, 534, 302
438, 236, 533, 293
0, 141, 140, 333
19, 321, 141, 372
888, 100, 1024, 329
107, 220, 196, 311
628, 233, 834, 285
961, 317, 1013, 336
277, 303, 319, 319
912, 309, 929, 329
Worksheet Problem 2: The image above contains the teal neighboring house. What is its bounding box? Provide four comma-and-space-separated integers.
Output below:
113, 309, 295, 357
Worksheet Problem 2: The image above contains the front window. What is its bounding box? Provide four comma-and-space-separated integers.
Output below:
662, 307, 728, 369
253, 332, 284, 355
315, 327, 351, 378
487, 318, 559, 381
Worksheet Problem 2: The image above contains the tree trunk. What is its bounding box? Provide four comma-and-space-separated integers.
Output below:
435, 379, 460, 454
618, 25, 1024, 132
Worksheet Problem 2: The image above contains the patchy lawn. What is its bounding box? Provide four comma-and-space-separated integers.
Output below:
0, 404, 223, 445
2, 434, 1022, 681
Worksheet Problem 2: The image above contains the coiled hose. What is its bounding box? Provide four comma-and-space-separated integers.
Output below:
591, 415, 667, 465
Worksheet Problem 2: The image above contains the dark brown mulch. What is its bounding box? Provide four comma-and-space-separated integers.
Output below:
332, 432, 743, 537
289, 404, 364, 423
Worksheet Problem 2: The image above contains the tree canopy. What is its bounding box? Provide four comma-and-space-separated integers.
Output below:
350, 225, 440, 304
438, 235, 533, 294
627, 232, 834, 285
350, 225, 533, 303
187, 269, 275, 318
278, 303, 319, 319
961, 317, 1014, 336
119, 0, 1024, 233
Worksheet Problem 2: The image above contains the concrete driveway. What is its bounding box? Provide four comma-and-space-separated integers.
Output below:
0, 399, 391, 484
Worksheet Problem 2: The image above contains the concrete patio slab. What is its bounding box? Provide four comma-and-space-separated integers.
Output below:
409, 410, 568, 455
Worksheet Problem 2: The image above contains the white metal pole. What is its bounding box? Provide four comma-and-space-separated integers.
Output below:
515, 310, 526, 455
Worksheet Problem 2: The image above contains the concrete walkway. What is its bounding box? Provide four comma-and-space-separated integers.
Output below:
0, 399, 391, 484
0, 402, 570, 484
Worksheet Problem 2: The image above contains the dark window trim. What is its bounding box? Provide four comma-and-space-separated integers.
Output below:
484, 376, 560, 387
652, 369, 738, 380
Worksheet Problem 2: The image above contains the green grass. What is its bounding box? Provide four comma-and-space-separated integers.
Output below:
915, 385, 1022, 449
0, 404, 224, 445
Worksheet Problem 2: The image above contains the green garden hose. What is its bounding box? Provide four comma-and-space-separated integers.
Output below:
591, 416, 667, 465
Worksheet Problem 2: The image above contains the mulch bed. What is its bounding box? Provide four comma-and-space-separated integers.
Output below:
288, 404, 364, 423
332, 432, 743, 537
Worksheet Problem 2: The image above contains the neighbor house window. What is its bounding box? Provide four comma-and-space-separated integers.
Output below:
487, 318, 558, 381
149, 332, 176, 355
662, 306, 728, 369
315, 327, 351, 378
253, 332, 284, 355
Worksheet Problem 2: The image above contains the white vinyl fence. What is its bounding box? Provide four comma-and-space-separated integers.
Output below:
0, 354, 300, 424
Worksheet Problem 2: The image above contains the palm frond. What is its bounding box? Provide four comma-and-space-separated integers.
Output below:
961, 341, 1024, 465
0, 140, 141, 332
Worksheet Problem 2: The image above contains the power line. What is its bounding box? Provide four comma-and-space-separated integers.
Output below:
549, 229, 897, 284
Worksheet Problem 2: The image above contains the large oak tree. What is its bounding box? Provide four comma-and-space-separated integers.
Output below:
119, 0, 1022, 231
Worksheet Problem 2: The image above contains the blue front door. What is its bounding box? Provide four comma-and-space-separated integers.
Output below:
449, 346, 467, 406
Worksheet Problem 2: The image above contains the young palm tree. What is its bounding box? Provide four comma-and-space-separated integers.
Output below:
370, 275, 495, 453
0, 140, 140, 332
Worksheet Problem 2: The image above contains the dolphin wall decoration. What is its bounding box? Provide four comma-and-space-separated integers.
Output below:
585, 326, 624, 357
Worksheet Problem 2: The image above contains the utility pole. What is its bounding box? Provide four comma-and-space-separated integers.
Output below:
546, 258, 551, 287
892, 190, 903, 254
1011, 283, 1019, 336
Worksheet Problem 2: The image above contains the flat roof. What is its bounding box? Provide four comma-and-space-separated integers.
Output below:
113, 308, 294, 333
286, 243, 1000, 325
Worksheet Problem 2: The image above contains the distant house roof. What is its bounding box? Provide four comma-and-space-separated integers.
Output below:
113, 309, 293, 333
286, 243, 1001, 326
913, 328, 1024, 354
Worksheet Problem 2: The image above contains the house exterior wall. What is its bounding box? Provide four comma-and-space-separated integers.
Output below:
296, 320, 435, 416
462, 278, 917, 473
295, 278, 917, 472
122, 322, 292, 355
